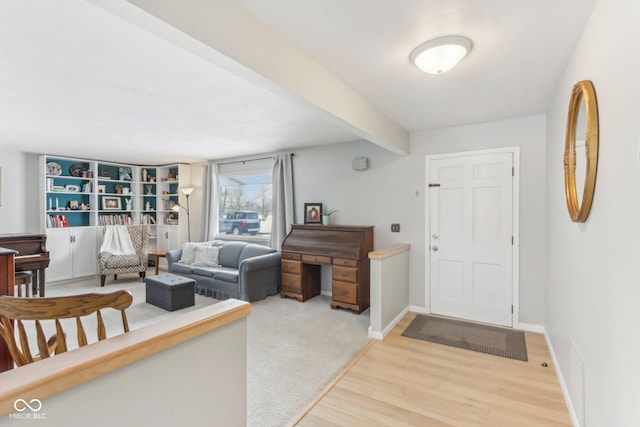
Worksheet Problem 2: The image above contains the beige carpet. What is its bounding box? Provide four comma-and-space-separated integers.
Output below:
40, 271, 371, 426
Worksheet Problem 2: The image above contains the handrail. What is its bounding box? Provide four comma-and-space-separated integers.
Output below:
368, 243, 411, 260
0, 299, 251, 416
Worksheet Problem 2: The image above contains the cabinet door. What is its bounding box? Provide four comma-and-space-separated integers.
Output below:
157, 226, 179, 251
46, 229, 73, 282
73, 227, 98, 277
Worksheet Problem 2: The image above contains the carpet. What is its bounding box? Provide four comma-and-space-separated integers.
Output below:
402, 314, 528, 361
41, 273, 371, 426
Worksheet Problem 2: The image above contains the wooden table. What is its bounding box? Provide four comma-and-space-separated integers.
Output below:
151, 251, 167, 275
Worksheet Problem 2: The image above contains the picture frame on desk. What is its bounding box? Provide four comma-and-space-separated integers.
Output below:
102, 197, 121, 210
304, 203, 322, 224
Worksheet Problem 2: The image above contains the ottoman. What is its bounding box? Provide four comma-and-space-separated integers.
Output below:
145, 273, 195, 311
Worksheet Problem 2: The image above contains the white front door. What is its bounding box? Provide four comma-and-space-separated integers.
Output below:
428, 151, 514, 326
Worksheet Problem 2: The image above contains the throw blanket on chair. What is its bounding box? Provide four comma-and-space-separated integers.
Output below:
100, 225, 136, 255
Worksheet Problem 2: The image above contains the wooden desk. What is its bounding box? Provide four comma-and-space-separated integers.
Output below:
151, 251, 167, 275
281, 225, 374, 314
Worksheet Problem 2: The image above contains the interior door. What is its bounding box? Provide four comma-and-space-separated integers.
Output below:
428, 151, 514, 326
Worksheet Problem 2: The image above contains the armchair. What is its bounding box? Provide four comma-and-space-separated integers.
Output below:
99, 225, 150, 287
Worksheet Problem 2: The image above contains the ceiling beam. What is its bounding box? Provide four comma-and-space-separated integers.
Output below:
91, 0, 409, 155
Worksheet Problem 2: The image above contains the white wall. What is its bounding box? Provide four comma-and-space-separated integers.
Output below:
1, 317, 248, 427
0, 150, 40, 234
545, 0, 640, 425
293, 114, 547, 324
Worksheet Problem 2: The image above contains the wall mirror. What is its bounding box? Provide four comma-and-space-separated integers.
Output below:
564, 80, 599, 222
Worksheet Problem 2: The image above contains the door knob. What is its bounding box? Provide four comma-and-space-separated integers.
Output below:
432, 245, 439, 252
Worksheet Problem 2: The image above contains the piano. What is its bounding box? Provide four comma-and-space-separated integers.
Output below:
281, 225, 374, 314
0, 233, 50, 297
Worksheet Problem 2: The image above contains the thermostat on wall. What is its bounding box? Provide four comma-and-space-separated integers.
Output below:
352, 157, 368, 171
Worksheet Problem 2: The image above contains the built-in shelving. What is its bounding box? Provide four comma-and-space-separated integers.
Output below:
39, 155, 191, 281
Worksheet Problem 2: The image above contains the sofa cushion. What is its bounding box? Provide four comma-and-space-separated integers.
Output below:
191, 266, 217, 278
238, 244, 276, 264
190, 266, 238, 281
179, 242, 211, 264
213, 269, 239, 283
193, 246, 221, 267
171, 263, 196, 274
218, 242, 248, 269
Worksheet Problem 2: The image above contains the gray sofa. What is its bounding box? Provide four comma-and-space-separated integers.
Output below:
166, 241, 281, 302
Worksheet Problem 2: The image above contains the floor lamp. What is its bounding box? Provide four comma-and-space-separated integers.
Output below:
172, 187, 194, 242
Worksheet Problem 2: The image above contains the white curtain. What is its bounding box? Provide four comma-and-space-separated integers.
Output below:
201, 163, 220, 241
270, 154, 294, 249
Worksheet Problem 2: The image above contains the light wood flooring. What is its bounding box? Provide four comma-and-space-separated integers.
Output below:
294, 312, 571, 426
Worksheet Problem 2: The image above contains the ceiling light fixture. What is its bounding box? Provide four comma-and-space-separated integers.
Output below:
409, 36, 472, 75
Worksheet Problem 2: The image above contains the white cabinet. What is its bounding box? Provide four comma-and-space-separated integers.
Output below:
156, 226, 179, 252
46, 227, 98, 282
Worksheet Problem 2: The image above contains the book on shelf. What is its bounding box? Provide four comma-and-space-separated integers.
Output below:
140, 214, 156, 225
48, 214, 68, 228
98, 214, 133, 226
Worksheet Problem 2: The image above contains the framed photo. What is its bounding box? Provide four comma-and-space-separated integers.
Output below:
69, 200, 79, 210
304, 203, 322, 224
102, 196, 121, 210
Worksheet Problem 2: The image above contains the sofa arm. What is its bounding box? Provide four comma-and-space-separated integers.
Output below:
166, 249, 183, 271
239, 252, 281, 273
238, 252, 282, 301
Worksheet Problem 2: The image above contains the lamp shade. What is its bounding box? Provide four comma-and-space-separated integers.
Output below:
180, 187, 194, 196
410, 36, 472, 74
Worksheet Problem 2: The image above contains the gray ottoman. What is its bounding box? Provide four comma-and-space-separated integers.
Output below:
145, 273, 195, 311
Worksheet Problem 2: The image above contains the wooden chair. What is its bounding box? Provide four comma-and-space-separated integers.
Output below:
0, 290, 133, 367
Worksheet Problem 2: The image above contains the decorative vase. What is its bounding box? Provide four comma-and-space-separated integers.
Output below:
321, 215, 330, 225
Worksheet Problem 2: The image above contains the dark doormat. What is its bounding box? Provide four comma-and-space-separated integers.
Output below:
402, 314, 528, 361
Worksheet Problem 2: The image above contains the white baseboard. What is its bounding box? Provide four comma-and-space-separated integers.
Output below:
368, 326, 383, 340
518, 322, 545, 333
544, 330, 581, 427
409, 305, 427, 313
369, 306, 410, 341
320, 290, 332, 297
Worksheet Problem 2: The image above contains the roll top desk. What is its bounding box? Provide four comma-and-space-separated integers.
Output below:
280, 224, 374, 314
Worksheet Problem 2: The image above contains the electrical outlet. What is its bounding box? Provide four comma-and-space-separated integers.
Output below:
391, 223, 400, 232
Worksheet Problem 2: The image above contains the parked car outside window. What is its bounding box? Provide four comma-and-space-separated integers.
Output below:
219, 211, 261, 235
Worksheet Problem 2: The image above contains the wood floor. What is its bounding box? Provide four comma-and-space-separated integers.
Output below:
294, 312, 571, 426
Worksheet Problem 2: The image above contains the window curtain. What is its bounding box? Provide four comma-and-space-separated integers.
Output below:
201, 162, 220, 241
270, 154, 294, 249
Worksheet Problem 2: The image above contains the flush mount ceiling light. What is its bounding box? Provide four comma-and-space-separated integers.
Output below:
410, 36, 472, 75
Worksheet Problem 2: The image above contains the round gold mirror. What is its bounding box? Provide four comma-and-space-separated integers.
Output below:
564, 80, 599, 222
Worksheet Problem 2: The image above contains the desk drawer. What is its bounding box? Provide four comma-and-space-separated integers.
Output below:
332, 266, 358, 283
302, 254, 331, 265
281, 252, 301, 261
282, 273, 302, 293
333, 258, 358, 268
281, 260, 302, 274
332, 281, 357, 304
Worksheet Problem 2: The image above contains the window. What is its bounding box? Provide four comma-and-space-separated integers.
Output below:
216, 165, 272, 245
